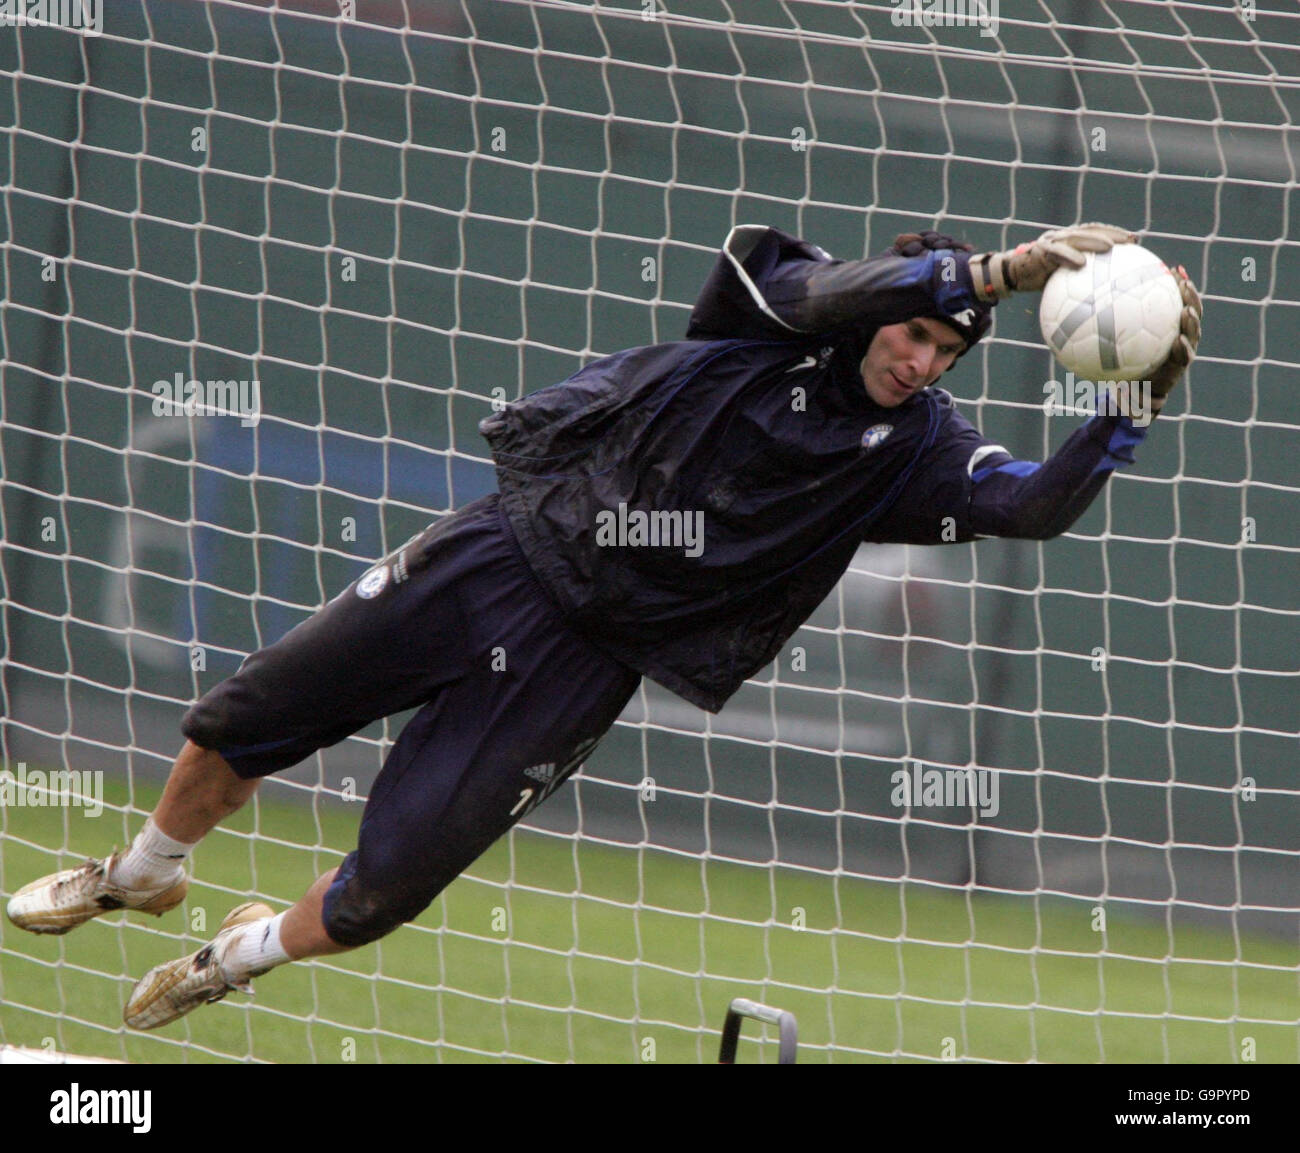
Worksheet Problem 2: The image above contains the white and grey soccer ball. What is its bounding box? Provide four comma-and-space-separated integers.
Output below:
1039, 244, 1182, 382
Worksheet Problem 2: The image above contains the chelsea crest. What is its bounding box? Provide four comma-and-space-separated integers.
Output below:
862, 422, 894, 451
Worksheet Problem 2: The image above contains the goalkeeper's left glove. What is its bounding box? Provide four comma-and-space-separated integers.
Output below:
970, 223, 1135, 301
1113, 265, 1203, 423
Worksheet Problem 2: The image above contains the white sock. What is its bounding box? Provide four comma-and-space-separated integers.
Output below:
110, 818, 194, 889
222, 912, 291, 982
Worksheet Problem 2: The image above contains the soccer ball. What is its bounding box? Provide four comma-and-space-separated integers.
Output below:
1038, 244, 1182, 382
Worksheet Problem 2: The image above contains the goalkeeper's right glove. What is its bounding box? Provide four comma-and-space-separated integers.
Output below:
970, 223, 1135, 301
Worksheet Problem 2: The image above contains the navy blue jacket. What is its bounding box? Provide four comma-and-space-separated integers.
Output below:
481, 227, 1148, 711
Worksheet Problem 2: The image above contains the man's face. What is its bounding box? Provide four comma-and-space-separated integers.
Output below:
860, 316, 966, 407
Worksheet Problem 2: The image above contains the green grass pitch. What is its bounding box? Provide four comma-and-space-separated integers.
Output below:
2, 775, 1296, 1064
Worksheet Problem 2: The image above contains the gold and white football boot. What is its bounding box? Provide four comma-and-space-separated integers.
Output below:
6, 852, 188, 935
123, 901, 275, 1031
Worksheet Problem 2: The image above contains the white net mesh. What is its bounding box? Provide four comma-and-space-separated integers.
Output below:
1, 0, 1297, 1063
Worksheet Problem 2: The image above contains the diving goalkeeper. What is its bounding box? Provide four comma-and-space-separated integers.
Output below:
7, 223, 1201, 1029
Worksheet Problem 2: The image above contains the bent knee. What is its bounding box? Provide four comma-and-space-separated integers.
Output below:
321, 864, 439, 948
181, 697, 228, 753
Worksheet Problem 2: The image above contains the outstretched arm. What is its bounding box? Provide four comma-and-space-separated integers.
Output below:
863, 407, 1147, 545
970, 266, 1203, 539
686, 223, 1139, 344
685, 225, 984, 341
866, 267, 1202, 546
966, 413, 1148, 541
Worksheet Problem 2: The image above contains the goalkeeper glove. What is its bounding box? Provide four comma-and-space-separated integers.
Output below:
1113, 265, 1203, 422
970, 223, 1135, 301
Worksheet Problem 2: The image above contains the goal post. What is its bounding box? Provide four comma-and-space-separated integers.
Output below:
1, 0, 1297, 1064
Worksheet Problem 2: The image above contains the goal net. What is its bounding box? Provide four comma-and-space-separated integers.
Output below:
1, 0, 1297, 1064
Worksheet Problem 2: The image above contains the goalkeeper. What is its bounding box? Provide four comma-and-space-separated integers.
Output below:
7, 223, 1201, 1029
